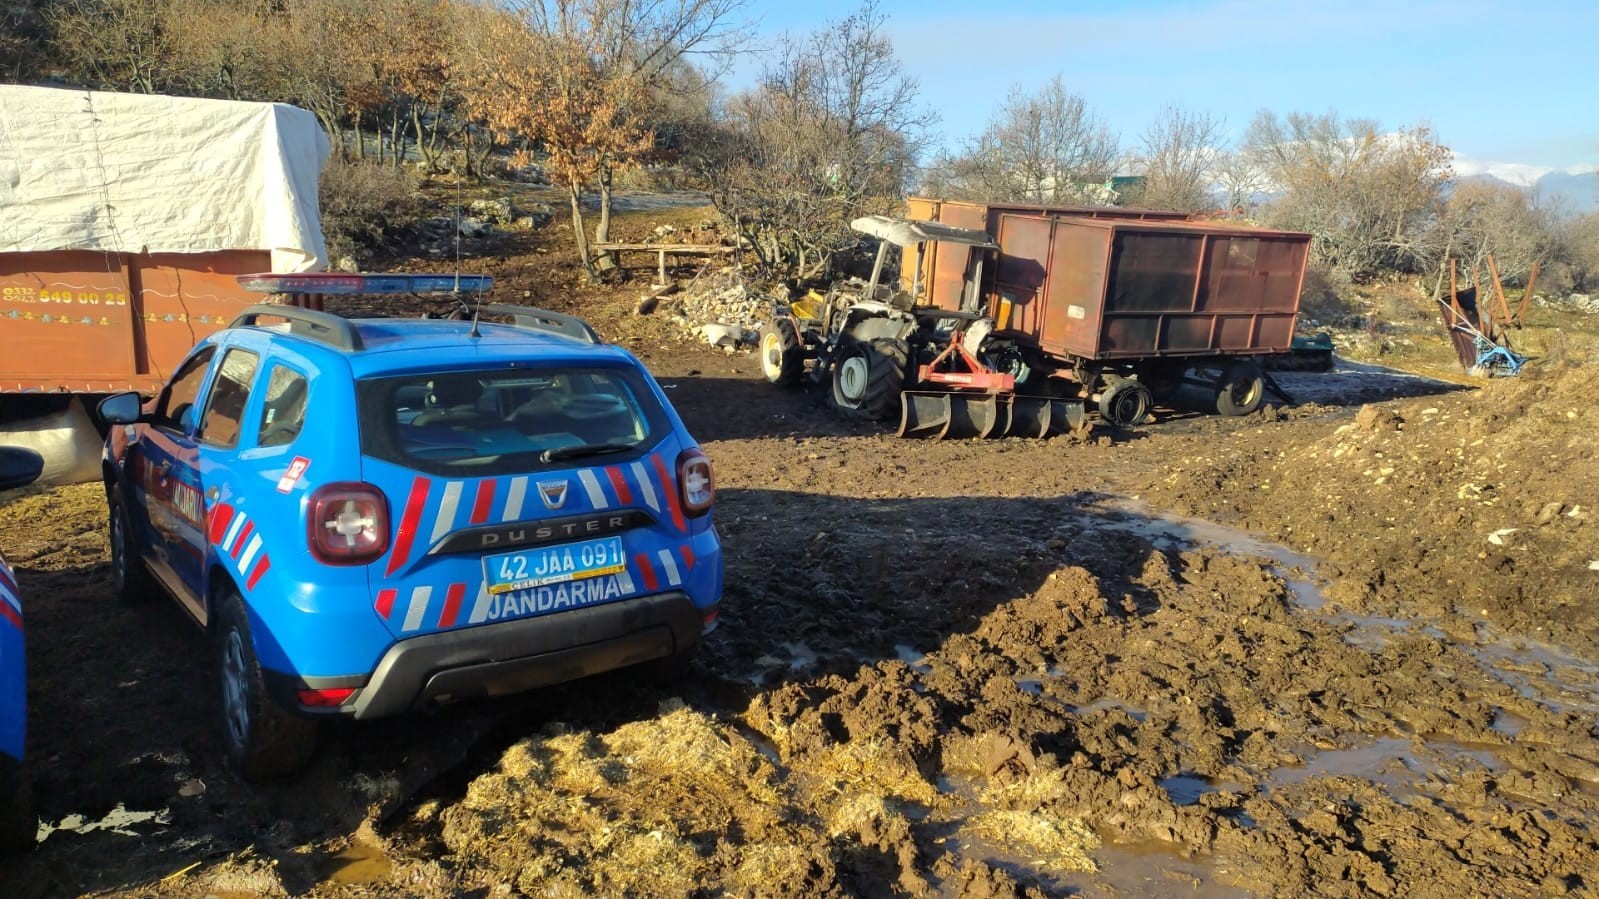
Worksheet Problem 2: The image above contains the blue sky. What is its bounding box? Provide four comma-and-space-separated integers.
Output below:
731, 0, 1599, 178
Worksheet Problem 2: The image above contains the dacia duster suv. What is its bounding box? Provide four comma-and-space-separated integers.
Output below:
99, 276, 721, 778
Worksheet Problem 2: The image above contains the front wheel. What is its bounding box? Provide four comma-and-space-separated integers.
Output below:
759, 319, 805, 385
109, 492, 154, 604
215, 592, 318, 780
1214, 361, 1265, 416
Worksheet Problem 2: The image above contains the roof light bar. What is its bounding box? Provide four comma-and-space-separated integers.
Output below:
236, 273, 494, 295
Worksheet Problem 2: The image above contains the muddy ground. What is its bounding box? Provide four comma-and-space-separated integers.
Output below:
2, 204, 1597, 898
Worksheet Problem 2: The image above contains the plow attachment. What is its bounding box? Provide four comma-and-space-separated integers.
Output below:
897, 391, 1086, 439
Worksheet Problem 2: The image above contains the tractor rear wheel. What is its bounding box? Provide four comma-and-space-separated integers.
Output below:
1215, 360, 1265, 416
759, 319, 804, 385
830, 338, 907, 421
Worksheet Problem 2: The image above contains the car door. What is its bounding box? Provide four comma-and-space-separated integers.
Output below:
132, 345, 218, 615
172, 344, 264, 619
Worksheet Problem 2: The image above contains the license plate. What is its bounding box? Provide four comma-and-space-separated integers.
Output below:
483, 536, 626, 595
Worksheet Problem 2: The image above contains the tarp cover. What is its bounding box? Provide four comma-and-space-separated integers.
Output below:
0, 85, 329, 272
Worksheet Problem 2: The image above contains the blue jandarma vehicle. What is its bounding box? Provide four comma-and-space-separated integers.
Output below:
98, 274, 721, 778
1, 445, 45, 853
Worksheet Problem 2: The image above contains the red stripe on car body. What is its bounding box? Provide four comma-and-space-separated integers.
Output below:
633, 554, 659, 591
231, 520, 255, 559
0, 600, 21, 630
606, 466, 634, 505
439, 582, 466, 628
680, 544, 696, 571
375, 588, 397, 619
650, 454, 687, 532
386, 476, 431, 576
470, 480, 496, 525
207, 504, 234, 545
246, 556, 271, 590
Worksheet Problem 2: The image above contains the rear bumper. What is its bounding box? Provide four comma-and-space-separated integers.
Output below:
293, 591, 707, 720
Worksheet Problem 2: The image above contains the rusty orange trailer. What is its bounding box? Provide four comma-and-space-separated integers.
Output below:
1, 250, 269, 394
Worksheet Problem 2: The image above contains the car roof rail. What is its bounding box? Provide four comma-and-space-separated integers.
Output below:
466, 304, 602, 344
230, 304, 364, 351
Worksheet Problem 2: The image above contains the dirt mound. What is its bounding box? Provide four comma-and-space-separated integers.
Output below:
1142, 364, 1598, 654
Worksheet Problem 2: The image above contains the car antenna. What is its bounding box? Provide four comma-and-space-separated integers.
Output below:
453, 178, 482, 339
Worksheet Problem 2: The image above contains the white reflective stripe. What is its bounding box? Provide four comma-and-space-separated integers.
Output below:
402, 585, 432, 632
632, 461, 660, 512
614, 568, 636, 594
238, 534, 264, 573
222, 513, 247, 551
656, 549, 682, 586
467, 582, 492, 624
0, 588, 20, 614
577, 469, 607, 508
503, 477, 528, 521
429, 481, 463, 544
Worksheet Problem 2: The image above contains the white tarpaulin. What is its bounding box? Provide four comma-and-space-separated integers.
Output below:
0, 84, 329, 272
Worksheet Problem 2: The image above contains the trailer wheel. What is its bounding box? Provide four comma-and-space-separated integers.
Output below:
1215, 361, 1265, 416
830, 338, 906, 421
1098, 378, 1152, 428
759, 319, 805, 386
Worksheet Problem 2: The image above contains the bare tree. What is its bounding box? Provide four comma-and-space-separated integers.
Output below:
46, 0, 183, 93
1124, 105, 1224, 212
1212, 148, 1268, 215
699, 0, 933, 278
921, 76, 1118, 205
1246, 111, 1452, 276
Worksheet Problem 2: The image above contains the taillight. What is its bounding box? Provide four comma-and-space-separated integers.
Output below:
308, 482, 389, 565
677, 448, 715, 516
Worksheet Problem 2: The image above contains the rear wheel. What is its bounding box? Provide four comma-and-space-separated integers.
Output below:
831, 339, 907, 421
1098, 378, 1153, 428
215, 591, 318, 780
1214, 361, 1265, 416
109, 492, 154, 604
759, 319, 805, 385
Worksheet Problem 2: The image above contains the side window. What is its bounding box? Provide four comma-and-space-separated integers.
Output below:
197, 348, 260, 448
153, 346, 218, 432
257, 365, 310, 448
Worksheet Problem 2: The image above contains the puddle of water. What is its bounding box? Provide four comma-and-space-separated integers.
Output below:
36, 803, 171, 841
1159, 774, 1247, 806
1492, 709, 1529, 738
318, 841, 393, 885
894, 643, 933, 674
781, 641, 817, 671
1071, 698, 1149, 722
1264, 736, 1504, 793
1058, 839, 1255, 899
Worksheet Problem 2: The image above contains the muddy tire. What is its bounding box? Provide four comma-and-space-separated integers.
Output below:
759, 319, 805, 386
830, 339, 907, 422
1098, 379, 1153, 428
0, 757, 33, 854
215, 592, 318, 780
1215, 361, 1265, 417
109, 492, 154, 604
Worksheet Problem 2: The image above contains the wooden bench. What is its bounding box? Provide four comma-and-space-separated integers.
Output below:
590, 242, 738, 286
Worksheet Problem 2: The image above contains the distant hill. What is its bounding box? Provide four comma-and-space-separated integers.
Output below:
1451, 166, 1598, 215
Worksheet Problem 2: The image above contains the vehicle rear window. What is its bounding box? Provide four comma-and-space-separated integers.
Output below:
356, 366, 665, 476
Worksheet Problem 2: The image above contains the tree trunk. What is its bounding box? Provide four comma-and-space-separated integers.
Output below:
354, 111, 365, 161
594, 164, 617, 274
568, 181, 596, 281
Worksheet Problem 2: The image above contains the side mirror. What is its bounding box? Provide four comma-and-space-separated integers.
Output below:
0, 446, 44, 492
99, 392, 144, 425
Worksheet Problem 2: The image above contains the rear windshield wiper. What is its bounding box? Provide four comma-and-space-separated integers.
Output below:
540, 441, 639, 463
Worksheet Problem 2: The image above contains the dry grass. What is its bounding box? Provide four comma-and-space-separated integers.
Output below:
964, 810, 1099, 872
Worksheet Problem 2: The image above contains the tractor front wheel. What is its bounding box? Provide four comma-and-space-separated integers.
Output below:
759, 319, 804, 385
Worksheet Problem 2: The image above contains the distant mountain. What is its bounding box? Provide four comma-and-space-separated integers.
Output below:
1535, 169, 1599, 214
